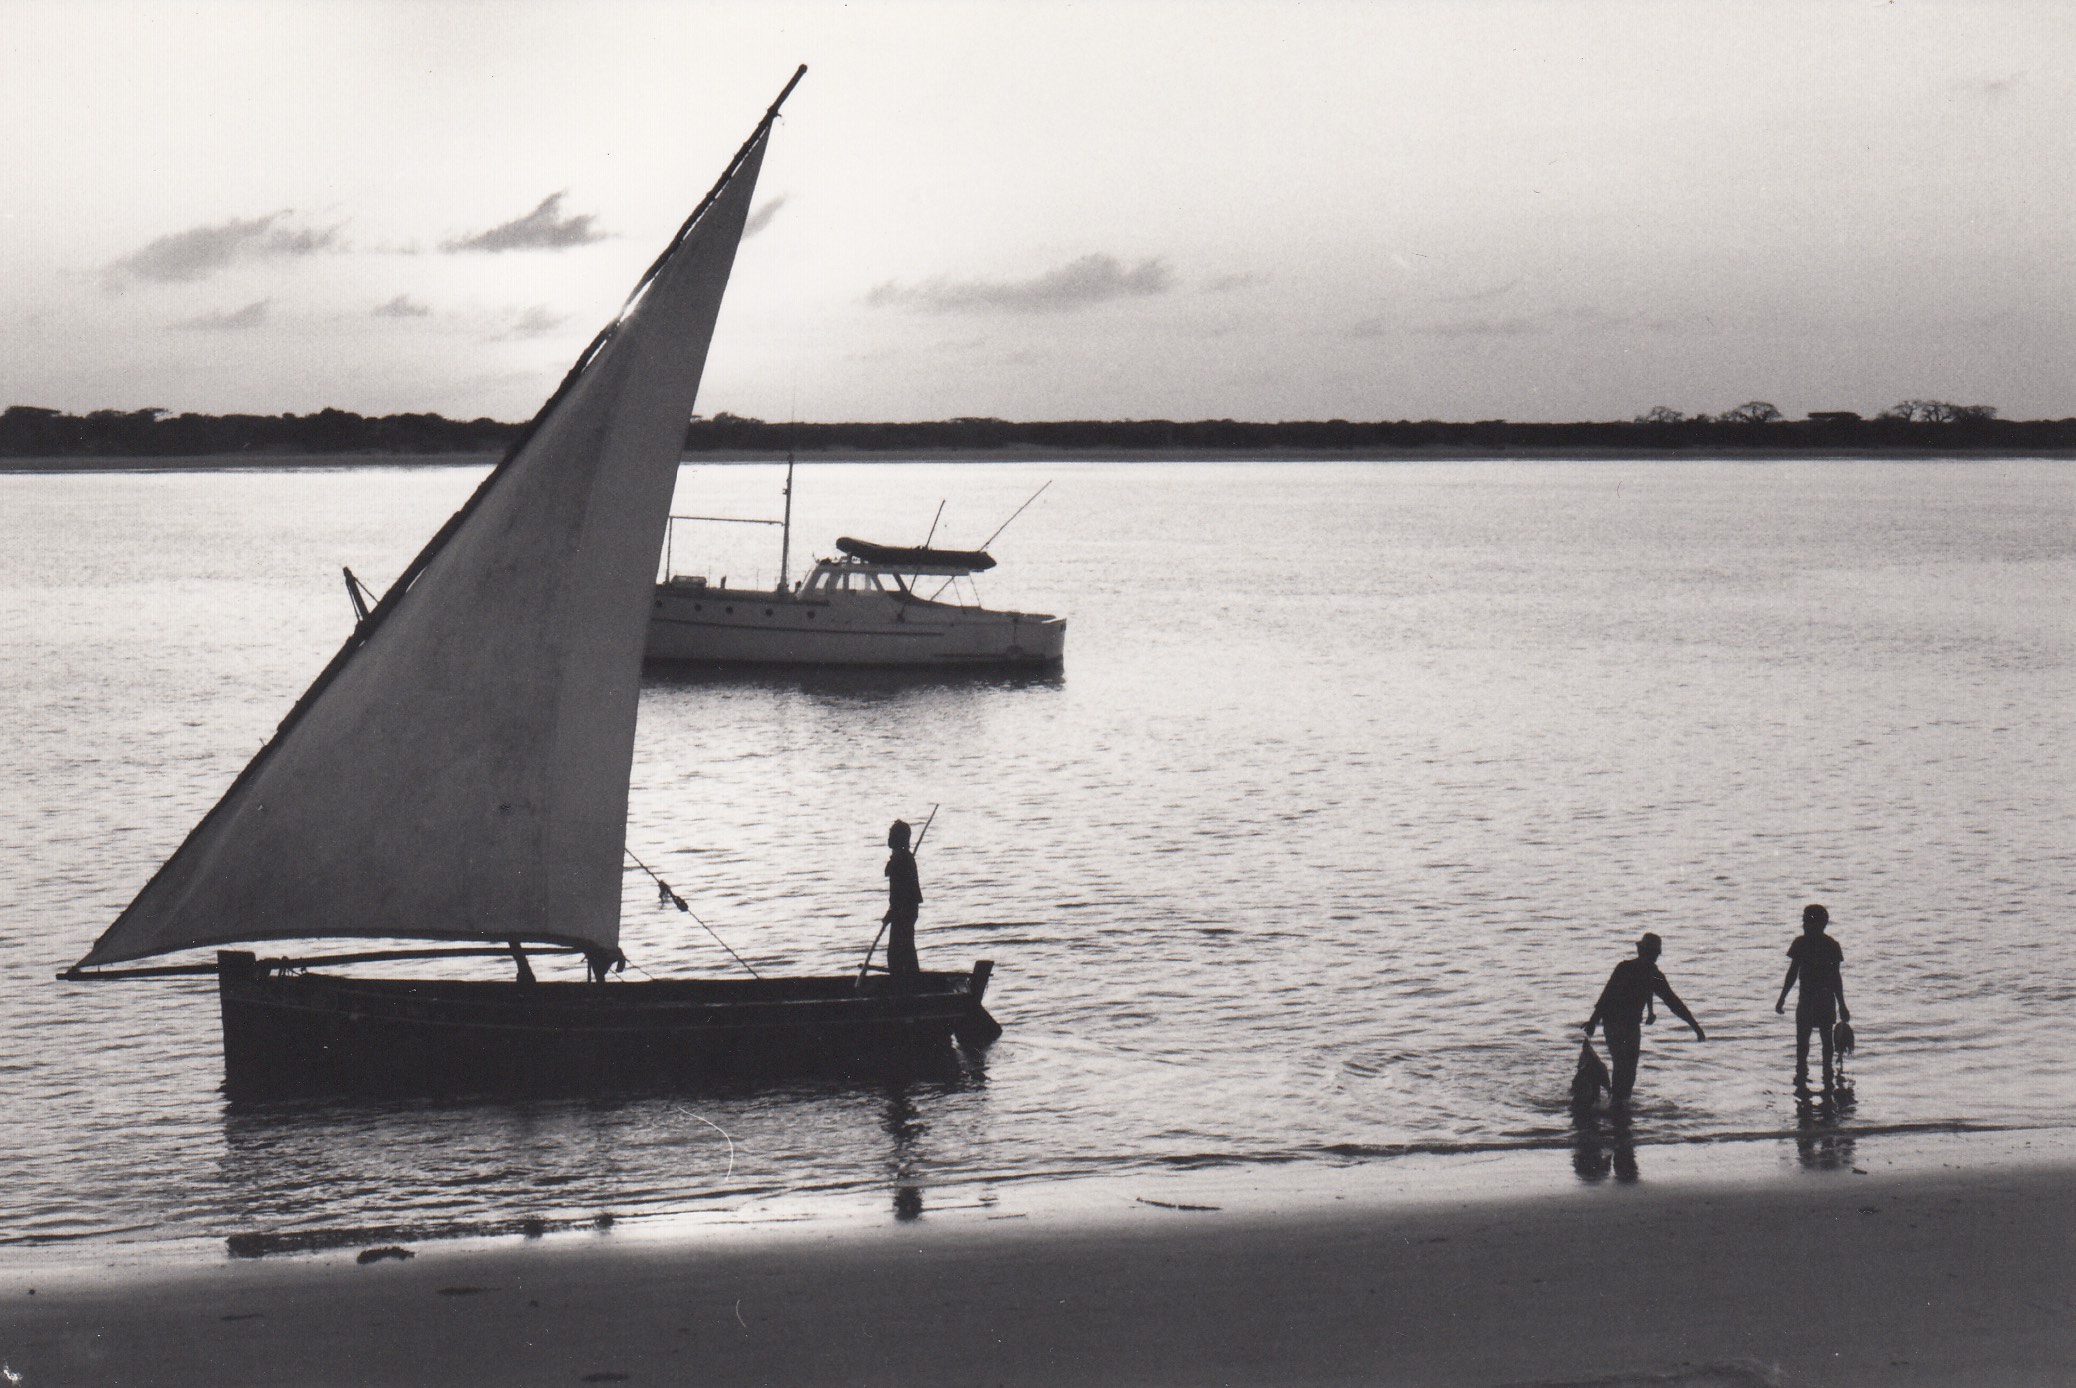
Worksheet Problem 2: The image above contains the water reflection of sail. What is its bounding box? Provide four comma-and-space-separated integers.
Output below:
215, 1098, 632, 1257
214, 1065, 990, 1252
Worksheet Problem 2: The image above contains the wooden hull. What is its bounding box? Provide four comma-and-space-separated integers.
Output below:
216, 952, 999, 1099
646, 583, 1066, 666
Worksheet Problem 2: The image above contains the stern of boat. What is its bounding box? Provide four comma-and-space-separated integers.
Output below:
953, 958, 1004, 1046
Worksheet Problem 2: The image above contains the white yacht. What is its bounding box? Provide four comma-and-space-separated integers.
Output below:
647, 527, 1066, 668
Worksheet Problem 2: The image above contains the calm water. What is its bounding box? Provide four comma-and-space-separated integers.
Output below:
2, 458, 2072, 1253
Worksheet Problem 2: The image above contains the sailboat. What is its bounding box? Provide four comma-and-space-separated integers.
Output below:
61, 67, 1001, 1098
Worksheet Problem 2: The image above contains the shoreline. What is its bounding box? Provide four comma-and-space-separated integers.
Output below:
7, 1120, 2069, 1271
3, 446, 2075, 473
6, 1125, 2071, 1386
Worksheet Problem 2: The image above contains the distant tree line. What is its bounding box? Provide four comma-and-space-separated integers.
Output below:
6, 400, 2073, 460
685, 402, 2073, 453
0, 406, 520, 458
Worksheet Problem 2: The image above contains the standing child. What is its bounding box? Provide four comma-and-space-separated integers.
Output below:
1775, 903, 1850, 1092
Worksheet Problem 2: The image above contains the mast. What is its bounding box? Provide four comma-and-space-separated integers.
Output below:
778, 449, 795, 591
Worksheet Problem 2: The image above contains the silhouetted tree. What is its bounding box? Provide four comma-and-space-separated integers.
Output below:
1718, 401, 1783, 425
1880, 399, 1998, 424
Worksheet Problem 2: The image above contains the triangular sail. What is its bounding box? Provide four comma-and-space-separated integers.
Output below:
74, 75, 800, 969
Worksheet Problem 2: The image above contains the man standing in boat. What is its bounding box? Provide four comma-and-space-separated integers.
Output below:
883, 819, 923, 980
1581, 932, 1705, 1107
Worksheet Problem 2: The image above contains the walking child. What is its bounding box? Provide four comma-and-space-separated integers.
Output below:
1582, 932, 1705, 1108
1775, 902, 1850, 1092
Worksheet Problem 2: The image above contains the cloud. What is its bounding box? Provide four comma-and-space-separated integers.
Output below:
867, 253, 1172, 314
1955, 72, 2024, 102
445, 192, 606, 253
1432, 277, 1523, 305
1359, 303, 1682, 340
500, 305, 567, 339
743, 194, 788, 239
1202, 271, 1266, 294
1417, 315, 1543, 339
372, 294, 431, 318
105, 213, 341, 289
172, 299, 271, 331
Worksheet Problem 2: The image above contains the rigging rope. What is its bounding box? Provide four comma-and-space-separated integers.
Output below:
624, 848, 761, 978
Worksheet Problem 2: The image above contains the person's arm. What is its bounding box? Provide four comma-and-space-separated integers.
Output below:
1582, 968, 1614, 1035
1774, 959, 1799, 1014
1654, 975, 1705, 1040
1834, 953, 1849, 1022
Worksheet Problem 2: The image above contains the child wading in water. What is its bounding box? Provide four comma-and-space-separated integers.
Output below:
1775, 903, 1851, 1092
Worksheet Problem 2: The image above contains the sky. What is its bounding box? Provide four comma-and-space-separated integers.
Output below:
3, 0, 2073, 424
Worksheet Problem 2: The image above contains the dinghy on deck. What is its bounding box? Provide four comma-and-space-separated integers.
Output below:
61, 67, 1002, 1098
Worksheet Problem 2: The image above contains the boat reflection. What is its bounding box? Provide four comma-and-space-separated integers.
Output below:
883, 1083, 926, 1221
214, 1053, 988, 1257
644, 660, 1064, 697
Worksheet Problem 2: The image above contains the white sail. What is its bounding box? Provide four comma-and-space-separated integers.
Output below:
75, 100, 785, 969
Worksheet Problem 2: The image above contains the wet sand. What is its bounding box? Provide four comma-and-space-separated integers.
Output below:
7, 1154, 2072, 1387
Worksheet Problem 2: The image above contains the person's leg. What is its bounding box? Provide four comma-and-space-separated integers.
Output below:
1606, 1026, 1641, 1106
1799, 999, 1834, 1089
888, 910, 920, 979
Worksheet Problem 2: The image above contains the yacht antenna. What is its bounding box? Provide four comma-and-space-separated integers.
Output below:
925, 481, 1052, 601
979, 480, 1051, 550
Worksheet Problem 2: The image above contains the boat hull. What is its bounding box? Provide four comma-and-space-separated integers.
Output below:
646, 583, 1065, 667
216, 951, 998, 1098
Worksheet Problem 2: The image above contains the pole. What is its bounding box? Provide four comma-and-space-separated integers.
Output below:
979, 481, 1051, 551
778, 451, 794, 591
625, 847, 760, 977
927, 482, 1050, 599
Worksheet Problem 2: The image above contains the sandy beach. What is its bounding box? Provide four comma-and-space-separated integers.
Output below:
7, 1136, 2072, 1388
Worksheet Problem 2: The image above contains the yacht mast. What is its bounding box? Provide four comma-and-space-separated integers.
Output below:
778, 449, 795, 590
